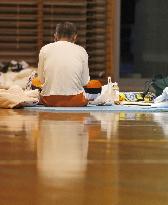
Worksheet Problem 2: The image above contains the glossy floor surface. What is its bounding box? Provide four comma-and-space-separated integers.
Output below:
0, 109, 168, 205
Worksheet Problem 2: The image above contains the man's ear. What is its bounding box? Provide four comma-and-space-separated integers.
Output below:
54, 33, 58, 41
73, 34, 77, 43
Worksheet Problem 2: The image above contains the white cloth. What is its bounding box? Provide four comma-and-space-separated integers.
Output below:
0, 85, 39, 108
154, 87, 168, 103
151, 87, 168, 107
38, 41, 90, 96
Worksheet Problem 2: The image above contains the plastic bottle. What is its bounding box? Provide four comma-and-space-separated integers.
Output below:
107, 77, 115, 104
113, 82, 119, 102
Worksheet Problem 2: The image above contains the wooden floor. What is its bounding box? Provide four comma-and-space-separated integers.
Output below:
0, 109, 168, 205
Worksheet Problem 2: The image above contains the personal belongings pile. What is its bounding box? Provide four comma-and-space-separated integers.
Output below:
0, 60, 40, 108
0, 85, 39, 108
0, 60, 34, 89
119, 92, 155, 105
89, 77, 156, 106
143, 74, 168, 97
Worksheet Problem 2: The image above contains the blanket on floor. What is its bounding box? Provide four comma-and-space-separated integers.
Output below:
23, 104, 168, 113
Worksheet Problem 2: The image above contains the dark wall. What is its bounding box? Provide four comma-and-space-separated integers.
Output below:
120, 0, 168, 78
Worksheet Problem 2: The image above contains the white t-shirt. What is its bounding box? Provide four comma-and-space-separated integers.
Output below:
38, 41, 90, 96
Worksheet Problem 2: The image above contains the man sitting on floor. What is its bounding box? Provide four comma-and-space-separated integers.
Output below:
38, 22, 90, 107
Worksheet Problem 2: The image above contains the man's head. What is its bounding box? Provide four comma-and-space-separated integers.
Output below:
54, 22, 77, 43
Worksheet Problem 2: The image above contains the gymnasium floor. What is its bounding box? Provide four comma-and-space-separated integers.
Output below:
0, 109, 168, 205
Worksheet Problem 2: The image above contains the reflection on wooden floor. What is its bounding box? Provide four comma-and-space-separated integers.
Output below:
0, 109, 168, 205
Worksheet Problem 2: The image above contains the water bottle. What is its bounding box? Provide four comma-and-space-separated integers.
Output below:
113, 82, 119, 102
107, 77, 115, 104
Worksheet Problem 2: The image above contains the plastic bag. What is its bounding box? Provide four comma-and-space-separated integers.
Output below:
89, 77, 116, 105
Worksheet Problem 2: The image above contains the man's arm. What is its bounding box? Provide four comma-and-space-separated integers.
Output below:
81, 51, 90, 86
37, 48, 45, 84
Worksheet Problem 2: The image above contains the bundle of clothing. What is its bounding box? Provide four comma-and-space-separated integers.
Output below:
0, 85, 39, 108
0, 60, 34, 89
0, 61, 39, 108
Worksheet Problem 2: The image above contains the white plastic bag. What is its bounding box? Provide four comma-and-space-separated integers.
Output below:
90, 77, 115, 105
